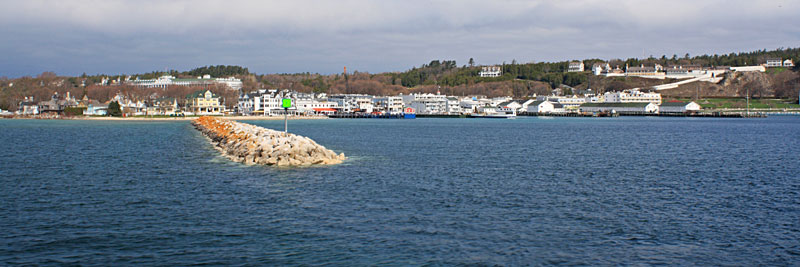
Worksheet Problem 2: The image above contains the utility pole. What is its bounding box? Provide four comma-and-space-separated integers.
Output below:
746, 86, 750, 117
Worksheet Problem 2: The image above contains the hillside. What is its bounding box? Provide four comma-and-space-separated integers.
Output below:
660, 69, 799, 98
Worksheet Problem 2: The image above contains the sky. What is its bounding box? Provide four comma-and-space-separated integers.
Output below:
1, 0, 798, 77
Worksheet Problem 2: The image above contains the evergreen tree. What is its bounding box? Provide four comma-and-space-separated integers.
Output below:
108, 101, 122, 117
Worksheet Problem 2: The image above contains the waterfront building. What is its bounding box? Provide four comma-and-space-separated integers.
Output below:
479, 66, 502, 77
120, 99, 147, 116
240, 89, 283, 116
580, 102, 659, 114
459, 98, 482, 114
552, 103, 566, 114
765, 58, 783, 67
555, 96, 586, 111
517, 99, 537, 112
296, 99, 339, 115
603, 90, 662, 105
446, 97, 462, 114
83, 104, 108, 116
585, 93, 605, 103
329, 94, 373, 113
496, 100, 522, 114
527, 100, 555, 113
568, 61, 585, 72
489, 96, 512, 107
152, 97, 180, 115
17, 97, 39, 115
37, 92, 77, 114
186, 90, 225, 115
236, 92, 256, 115
373, 96, 404, 114
659, 101, 701, 113
402, 93, 448, 114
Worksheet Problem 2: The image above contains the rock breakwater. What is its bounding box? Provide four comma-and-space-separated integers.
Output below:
192, 116, 346, 166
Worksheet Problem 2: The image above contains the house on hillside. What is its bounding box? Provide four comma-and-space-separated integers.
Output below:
592, 62, 610, 75
479, 66, 502, 77
765, 58, 783, 67
626, 64, 664, 78
784, 59, 794, 67
568, 61, 584, 72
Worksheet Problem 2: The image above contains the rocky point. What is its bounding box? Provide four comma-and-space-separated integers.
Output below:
192, 116, 346, 166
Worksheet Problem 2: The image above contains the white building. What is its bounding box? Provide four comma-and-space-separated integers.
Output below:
592, 63, 610, 75
518, 99, 537, 112
765, 58, 783, 67
17, 97, 39, 115
730, 66, 766, 72
460, 98, 483, 114
479, 66, 502, 77
329, 94, 373, 113
659, 101, 701, 113
580, 102, 659, 114
214, 77, 243, 90
373, 96, 404, 114
247, 89, 285, 116
556, 96, 586, 111
626, 64, 665, 79
296, 99, 339, 115
496, 100, 522, 114
402, 93, 448, 114
527, 101, 555, 113
664, 65, 706, 79
83, 104, 108, 116
128, 75, 242, 90
446, 97, 462, 114
568, 61, 585, 72
489, 96, 512, 107
784, 59, 794, 67
604, 90, 662, 105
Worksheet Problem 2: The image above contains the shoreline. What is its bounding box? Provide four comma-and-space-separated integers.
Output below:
4, 115, 329, 121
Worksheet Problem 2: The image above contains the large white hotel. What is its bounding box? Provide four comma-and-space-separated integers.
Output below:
127, 75, 243, 90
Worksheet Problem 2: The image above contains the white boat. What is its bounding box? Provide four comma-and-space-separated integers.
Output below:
470, 111, 517, 119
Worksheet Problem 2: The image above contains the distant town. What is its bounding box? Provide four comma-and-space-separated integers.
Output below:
2, 49, 799, 118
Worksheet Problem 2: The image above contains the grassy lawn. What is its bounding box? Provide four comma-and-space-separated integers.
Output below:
666, 98, 800, 109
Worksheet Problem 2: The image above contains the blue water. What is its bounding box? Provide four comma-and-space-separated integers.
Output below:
1, 117, 799, 265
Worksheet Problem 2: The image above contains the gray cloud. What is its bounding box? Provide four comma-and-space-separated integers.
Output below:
1, 0, 798, 77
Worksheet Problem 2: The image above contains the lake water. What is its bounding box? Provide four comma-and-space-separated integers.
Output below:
1, 117, 799, 265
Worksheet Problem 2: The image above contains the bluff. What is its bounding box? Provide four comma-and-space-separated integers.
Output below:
192, 117, 345, 166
